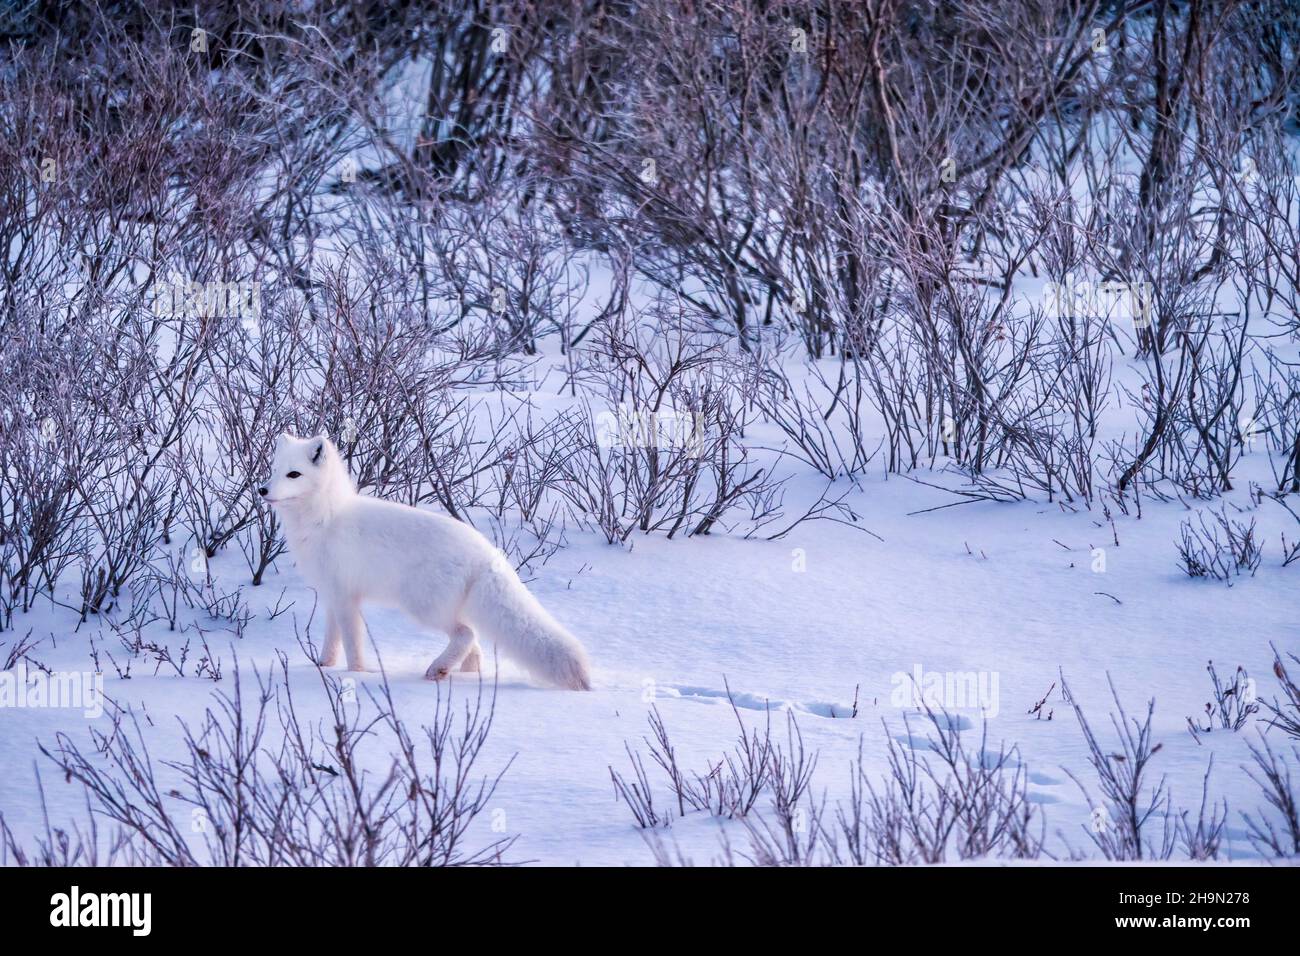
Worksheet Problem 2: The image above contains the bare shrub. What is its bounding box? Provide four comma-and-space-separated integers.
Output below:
1262, 645, 1300, 742
1061, 675, 1174, 861
1186, 661, 1260, 739
558, 305, 788, 542
753, 353, 882, 480
1240, 734, 1300, 859
828, 707, 1045, 866
1176, 758, 1229, 862
1176, 505, 1264, 582
1259, 487, 1300, 568
609, 746, 670, 830
610, 685, 779, 825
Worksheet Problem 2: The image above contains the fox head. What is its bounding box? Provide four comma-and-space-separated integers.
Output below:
259, 433, 352, 508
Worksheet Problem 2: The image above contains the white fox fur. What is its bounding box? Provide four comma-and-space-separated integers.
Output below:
261, 433, 591, 690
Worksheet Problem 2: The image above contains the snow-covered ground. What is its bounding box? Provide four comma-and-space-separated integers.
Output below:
8, 0, 1300, 874
2, 352, 1297, 866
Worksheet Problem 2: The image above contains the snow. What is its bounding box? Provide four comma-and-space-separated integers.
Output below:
2, 364, 1297, 865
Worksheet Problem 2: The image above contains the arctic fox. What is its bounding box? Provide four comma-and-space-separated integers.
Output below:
260, 433, 591, 690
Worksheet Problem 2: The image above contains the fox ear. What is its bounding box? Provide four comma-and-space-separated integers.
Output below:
310, 440, 324, 465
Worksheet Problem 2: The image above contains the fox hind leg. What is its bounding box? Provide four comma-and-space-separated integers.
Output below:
459, 638, 482, 673
426, 623, 476, 681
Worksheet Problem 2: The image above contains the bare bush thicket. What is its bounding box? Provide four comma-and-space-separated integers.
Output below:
618, 691, 1046, 865
1, 646, 515, 867
0, 1, 1296, 633
623, 662, 1300, 865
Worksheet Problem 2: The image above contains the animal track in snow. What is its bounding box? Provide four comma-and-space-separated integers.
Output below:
658, 684, 857, 718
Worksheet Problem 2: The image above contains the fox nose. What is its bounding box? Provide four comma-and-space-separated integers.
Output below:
258, 486, 268, 497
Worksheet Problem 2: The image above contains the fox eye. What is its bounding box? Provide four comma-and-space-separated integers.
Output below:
286, 471, 302, 479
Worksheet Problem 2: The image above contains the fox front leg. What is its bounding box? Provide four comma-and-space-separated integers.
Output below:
337, 602, 369, 671
318, 607, 343, 667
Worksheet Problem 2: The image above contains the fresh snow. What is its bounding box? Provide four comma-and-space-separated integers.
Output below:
2, 362, 1297, 865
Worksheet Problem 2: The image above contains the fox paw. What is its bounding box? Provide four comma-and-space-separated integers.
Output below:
425, 663, 451, 681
